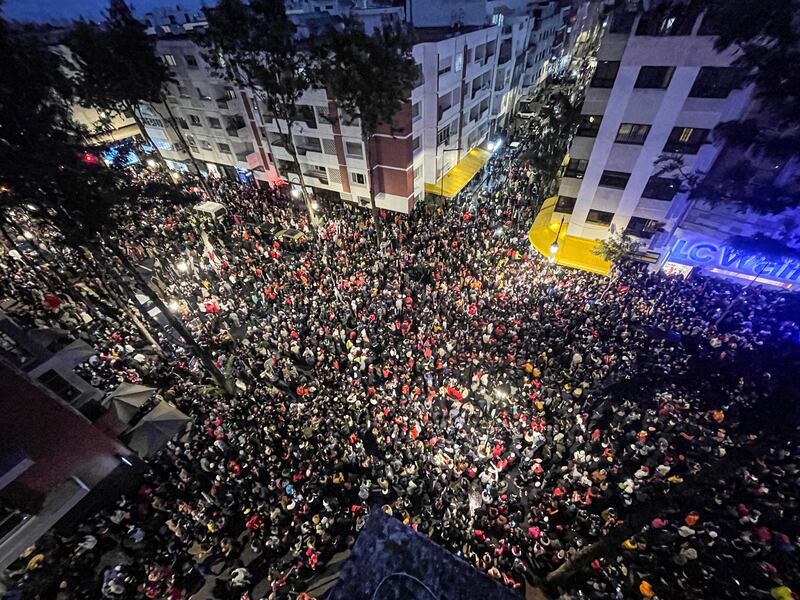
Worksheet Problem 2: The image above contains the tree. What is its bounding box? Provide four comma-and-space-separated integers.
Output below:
319, 17, 418, 241
65, 1, 170, 161
202, 0, 320, 227
522, 92, 580, 201
65, 0, 212, 197
592, 232, 640, 265
656, 0, 800, 214
0, 8, 232, 394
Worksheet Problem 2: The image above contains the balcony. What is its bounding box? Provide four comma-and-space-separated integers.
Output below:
302, 170, 329, 186
471, 84, 490, 100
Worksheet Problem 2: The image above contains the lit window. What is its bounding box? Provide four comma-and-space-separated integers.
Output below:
615, 123, 650, 145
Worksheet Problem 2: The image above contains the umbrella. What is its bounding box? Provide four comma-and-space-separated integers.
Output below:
104, 383, 156, 424
123, 401, 191, 458
53, 339, 96, 370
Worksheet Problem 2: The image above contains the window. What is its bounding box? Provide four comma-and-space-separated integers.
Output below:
38, 369, 79, 401
178, 117, 189, 130
177, 84, 191, 98
208, 117, 222, 129
412, 136, 421, 152
345, 142, 362, 159
635, 10, 697, 36
186, 135, 197, 150
224, 87, 236, 100
634, 66, 674, 89
625, 216, 660, 238
437, 125, 450, 146
598, 170, 631, 189
615, 123, 650, 145
200, 139, 213, 151
413, 165, 422, 180
413, 64, 425, 87
351, 172, 366, 185
586, 210, 614, 225
184, 54, 198, 69
217, 143, 231, 154
663, 126, 709, 154
298, 105, 317, 128
162, 54, 176, 66
188, 114, 201, 126
563, 158, 588, 178
438, 56, 452, 76
689, 67, 743, 98
554, 196, 577, 214
575, 114, 602, 137
590, 61, 619, 88
642, 176, 680, 200
411, 102, 421, 122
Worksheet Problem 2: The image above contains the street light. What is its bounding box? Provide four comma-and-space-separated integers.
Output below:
549, 216, 565, 264
168, 299, 180, 312
22, 231, 34, 240
488, 138, 503, 153
176, 261, 188, 273
290, 187, 301, 199
311, 200, 319, 210
146, 158, 158, 168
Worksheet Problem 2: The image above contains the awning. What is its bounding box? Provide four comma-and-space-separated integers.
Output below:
424, 148, 491, 198
528, 197, 611, 275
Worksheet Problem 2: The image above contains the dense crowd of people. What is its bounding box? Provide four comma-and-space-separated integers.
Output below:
1, 119, 799, 600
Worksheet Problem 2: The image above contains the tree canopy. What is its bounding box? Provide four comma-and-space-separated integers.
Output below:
202, 0, 315, 123
319, 17, 417, 138
65, 0, 170, 121
592, 232, 640, 265
680, 0, 800, 213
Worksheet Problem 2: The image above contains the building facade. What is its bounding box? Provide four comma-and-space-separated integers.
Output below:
550, 5, 750, 255
138, 1, 582, 213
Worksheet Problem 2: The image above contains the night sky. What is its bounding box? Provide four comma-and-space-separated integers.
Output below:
3, 0, 207, 23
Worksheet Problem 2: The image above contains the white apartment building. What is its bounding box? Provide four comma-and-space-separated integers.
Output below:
552, 5, 751, 254
519, 1, 572, 96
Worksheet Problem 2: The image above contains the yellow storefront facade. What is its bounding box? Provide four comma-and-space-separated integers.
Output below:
528, 197, 611, 276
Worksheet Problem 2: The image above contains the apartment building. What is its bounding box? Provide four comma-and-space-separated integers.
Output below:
519, 1, 572, 96
533, 4, 751, 271
137, 1, 579, 212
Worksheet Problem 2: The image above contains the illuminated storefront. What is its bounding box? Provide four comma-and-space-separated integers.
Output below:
663, 234, 800, 290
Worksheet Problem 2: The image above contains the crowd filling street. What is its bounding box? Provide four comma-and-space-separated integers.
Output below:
1, 118, 799, 600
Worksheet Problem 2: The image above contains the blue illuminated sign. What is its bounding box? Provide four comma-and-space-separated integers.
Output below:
669, 238, 800, 283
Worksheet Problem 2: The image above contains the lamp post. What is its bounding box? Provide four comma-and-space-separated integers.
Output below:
549, 216, 565, 264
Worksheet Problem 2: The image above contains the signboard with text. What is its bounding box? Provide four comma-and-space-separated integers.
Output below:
668, 236, 800, 289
